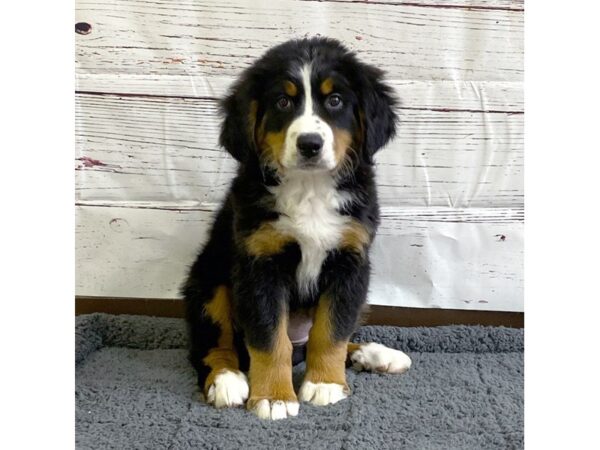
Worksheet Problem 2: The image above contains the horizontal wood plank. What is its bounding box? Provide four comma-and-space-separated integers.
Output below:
75, 0, 523, 81
75, 91, 523, 208
75, 74, 524, 112
76, 204, 523, 311
301, 0, 523, 9
312, 0, 525, 11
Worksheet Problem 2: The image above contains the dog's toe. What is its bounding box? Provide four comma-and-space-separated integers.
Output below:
205, 370, 249, 408
298, 381, 348, 406
250, 398, 299, 420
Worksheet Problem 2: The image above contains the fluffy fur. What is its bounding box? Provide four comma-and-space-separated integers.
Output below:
182, 37, 407, 420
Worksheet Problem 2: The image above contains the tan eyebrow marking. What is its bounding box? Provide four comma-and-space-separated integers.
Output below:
320, 78, 334, 95
284, 80, 298, 97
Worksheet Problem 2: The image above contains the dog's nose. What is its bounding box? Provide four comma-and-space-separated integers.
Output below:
297, 133, 323, 159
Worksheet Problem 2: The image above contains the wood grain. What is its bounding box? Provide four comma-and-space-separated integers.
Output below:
75, 75, 523, 111
300, 1, 523, 10
75, 0, 523, 81
75, 91, 523, 207
76, 204, 523, 310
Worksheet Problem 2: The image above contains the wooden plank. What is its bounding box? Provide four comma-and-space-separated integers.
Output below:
301, 0, 523, 10
75, 74, 524, 112
371, 215, 523, 311
76, 204, 523, 311
75, 0, 523, 81
75, 296, 524, 328
75, 91, 523, 207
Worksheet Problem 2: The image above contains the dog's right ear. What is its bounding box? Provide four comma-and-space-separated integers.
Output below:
219, 77, 258, 163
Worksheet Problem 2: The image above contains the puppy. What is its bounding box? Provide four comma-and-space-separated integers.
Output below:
182, 37, 411, 420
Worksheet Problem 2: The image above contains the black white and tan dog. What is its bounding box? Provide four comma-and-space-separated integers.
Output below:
182, 37, 411, 420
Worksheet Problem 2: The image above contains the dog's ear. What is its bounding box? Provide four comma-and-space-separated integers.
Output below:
219, 76, 258, 163
356, 65, 398, 165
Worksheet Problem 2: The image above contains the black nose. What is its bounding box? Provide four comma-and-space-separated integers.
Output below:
297, 133, 323, 159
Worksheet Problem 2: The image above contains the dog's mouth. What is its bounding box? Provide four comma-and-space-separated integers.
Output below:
295, 157, 331, 171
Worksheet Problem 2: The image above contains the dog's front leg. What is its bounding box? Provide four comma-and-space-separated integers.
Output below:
234, 259, 298, 420
299, 251, 370, 406
245, 315, 298, 420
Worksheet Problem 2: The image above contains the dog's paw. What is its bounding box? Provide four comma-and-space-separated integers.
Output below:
298, 381, 348, 406
248, 398, 299, 420
350, 343, 412, 374
205, 370, 249, 408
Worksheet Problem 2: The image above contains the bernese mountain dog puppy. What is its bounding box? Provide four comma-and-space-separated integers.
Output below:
183, 37, 411, 420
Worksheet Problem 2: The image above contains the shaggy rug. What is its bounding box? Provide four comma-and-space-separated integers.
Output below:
75, 313, 523, 449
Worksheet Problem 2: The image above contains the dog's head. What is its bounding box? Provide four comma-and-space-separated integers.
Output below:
220, 37, 397, 173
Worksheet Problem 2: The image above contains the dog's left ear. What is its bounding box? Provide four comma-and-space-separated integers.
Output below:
219, 76, 258, 164
356, 65, 398, 165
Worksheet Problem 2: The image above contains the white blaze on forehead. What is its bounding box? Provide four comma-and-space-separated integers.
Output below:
300, 64, 314, 117
281, 64, 335, 170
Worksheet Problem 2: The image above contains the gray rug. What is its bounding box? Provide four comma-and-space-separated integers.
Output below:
75, 314, 523, 449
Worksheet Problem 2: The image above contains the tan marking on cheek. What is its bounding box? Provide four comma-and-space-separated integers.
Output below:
333, 128, 354, 164
201, 285, 240, 394
256, 113, 267, 144
257, 118, 288, 168
340, 220, 371, 257
304, 296, 349, 390
284, 81, 298, 97
245, 222, 295, 257
246, 315, 297, 407
320, 78, 334, 95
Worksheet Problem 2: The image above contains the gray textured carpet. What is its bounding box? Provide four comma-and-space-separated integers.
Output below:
75, 314, 523, 449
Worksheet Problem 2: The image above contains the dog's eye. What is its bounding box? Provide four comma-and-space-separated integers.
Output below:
326, 94, 343, 110
276, 96, 292, 111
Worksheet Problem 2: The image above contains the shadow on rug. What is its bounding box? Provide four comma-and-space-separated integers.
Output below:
76, 313, 523, 449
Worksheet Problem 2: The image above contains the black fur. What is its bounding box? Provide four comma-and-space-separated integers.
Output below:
183, 37, 398, 390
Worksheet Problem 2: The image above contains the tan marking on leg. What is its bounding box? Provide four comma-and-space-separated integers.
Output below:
245, 222, 295, 257
284, 80, 298, 97
203, 349, 240, 395
246, 315, 297, 408
347, 342, 361, 355
202, 286, 240, 395
320, 77, 334, 95
340, 220, 371, 257
304, 296, 348, 390
203, 285, 234, 348
346, 342, 362, 366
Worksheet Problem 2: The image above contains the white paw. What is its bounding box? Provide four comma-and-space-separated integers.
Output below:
206, 370, 249, 408
350, 343, 412, 374
250, 399, 299, 420
298, 381, 348, 406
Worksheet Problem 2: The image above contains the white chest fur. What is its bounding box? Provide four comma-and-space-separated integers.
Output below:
269, 171, 350, 295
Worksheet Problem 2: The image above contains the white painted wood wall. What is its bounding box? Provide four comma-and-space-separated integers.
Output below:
75, 0, 524, 312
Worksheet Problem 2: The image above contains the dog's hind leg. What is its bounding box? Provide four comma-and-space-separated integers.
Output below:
186, 284, 249, 408
183, 200, 250, 408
